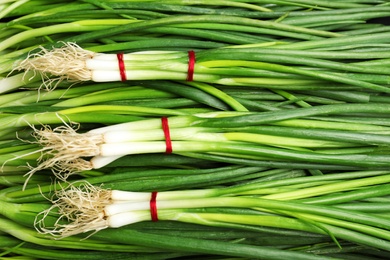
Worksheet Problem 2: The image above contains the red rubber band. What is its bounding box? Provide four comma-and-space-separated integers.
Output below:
161, 117, 172, 154
150, 191, 158, 222
116, 53, 127, 81
186, 50, 196, 81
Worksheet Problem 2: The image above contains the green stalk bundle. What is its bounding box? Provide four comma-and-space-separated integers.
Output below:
1, 0, 390, 93
2, 167, 390, 259
18, 104, 390, 182
14, 40, 390, 94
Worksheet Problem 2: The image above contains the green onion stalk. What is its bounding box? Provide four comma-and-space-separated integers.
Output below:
14, 40, 390, 94
3, 167, 390, 259
30, 170, 390, 253
3, 90, 390, 186
21, 103, 390, 182
2, 1, 390, 93
0, 167, 353, 259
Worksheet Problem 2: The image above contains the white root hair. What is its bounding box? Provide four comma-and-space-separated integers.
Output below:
15, 42, 95, 90
35, 182, 112, 238
26, 122, 103, 182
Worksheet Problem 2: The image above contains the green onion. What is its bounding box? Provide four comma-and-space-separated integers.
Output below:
21, 104, 390, 181
16, 41, 390, 94
30, 172, 390, 253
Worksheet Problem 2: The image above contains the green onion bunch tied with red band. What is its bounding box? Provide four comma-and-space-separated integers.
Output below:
33, 169, 390, 255
8, 167, 390, 259
25, 102, 390, 183
15, 40, 390, 94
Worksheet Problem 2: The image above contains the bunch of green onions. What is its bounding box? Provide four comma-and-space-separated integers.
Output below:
24, 103, 390, 183
2, 0, 390, 93
15, 39, 390, 95
2, 166, 390, 259
3, 167, 390, 259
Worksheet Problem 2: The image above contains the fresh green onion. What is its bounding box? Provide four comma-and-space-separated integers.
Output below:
30, 172, 390, 253
13, 103, 390, 183
15, 41, 390, 94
